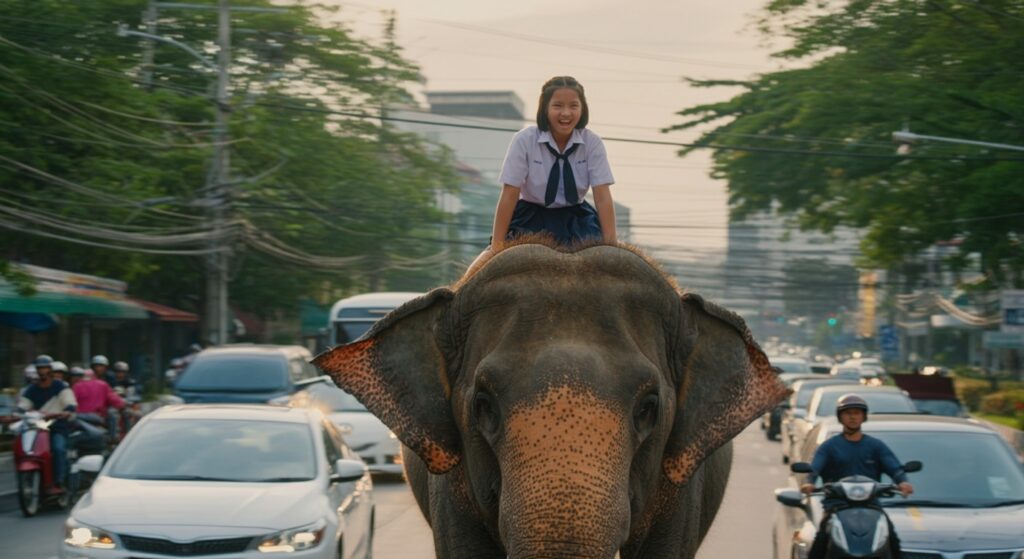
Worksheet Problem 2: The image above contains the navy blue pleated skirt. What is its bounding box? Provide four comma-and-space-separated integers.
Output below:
506, 200, 602, 245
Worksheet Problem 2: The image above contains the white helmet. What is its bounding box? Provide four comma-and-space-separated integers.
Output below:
24, 364, 39, 382
91, 355, 109, 366
52, 361, 68, 373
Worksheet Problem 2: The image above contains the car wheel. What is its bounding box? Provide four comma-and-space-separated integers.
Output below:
17, 471, 41, 517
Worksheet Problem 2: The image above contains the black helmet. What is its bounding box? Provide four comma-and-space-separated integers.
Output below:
836, 393, 869, 421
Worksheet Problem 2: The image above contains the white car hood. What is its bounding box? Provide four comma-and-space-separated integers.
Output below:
74, 476, 325, 536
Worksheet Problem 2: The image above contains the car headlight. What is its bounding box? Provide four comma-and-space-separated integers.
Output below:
871, 515, 889, 552
64, 518, 118, 550
828, 516, 849, 553
257, 520, 327, 553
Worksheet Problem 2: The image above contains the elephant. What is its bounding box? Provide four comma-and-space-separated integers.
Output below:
314, 240, 788, 559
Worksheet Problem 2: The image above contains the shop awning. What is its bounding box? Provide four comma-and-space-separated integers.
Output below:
0, 284, 148, 319
130, 298, 199, 323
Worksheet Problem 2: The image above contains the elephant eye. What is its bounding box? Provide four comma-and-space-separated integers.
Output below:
474, 392, 500, 438
633, 393, 659, 437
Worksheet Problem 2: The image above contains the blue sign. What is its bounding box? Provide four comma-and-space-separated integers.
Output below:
878, 325, 899, 360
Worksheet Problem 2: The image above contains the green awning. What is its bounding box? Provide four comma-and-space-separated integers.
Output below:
0, 284, 148, 319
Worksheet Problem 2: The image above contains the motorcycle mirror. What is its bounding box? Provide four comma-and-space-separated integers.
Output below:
790, 462, 814, 474
774, 488, 805, 508
77, 454, 104, 474
903, 460, 922, 473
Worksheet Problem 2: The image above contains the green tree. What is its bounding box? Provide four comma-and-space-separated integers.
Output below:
667, 0, 1024, 287
0, 0, 455, 323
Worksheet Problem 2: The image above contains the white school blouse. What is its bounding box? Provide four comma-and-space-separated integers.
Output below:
498, 126, 615, 208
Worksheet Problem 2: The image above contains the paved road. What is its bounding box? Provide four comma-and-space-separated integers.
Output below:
0, 422, 785, 558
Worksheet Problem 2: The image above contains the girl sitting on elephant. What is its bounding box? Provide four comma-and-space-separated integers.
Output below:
491, 76, 618, 248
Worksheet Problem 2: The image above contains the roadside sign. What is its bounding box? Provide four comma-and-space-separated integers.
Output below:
878, 325, 899, 361
1002, 290, 1024, 333
983, 331, 1024, 349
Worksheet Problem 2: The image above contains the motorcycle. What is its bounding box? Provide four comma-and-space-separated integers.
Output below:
776, 460, 922, 559
11, 411, 71, 516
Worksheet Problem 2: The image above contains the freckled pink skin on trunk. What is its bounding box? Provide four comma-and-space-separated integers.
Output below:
499, 384, 631, 559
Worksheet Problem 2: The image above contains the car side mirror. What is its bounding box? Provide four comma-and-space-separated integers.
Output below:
774, 488, 804, 508
903, 460, 922, 473
76, 454, 104, 474
790, 462, 814, 474
330, 458, 367, 484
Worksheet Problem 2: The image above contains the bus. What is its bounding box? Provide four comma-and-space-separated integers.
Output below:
327, 292, 422, 347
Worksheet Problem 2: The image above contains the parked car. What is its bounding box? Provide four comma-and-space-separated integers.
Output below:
175, 345, 325, 404
773, 414, 1024, 559
288, 382, 402, 477
783, 385, 917, 465
892, 373, 968, 417
61, 404, 375, 559
762, 374, 820, 441
770, 356, 814, 374
779, 378, 860, 463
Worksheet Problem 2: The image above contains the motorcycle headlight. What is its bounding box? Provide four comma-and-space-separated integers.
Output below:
257, 520, 327, 553
871, 515, 889, 552
828, 516, 849, 553
64, 518, 118, 550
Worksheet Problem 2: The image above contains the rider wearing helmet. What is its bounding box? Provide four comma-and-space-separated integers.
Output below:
90, 355, 110, 386
16, 354, 78, 490
109, 361, 137, 398
51, 361, 68, 382
800, 394, 915, 559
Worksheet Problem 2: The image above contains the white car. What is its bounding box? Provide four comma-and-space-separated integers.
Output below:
289, 382, 403, 477
61, 405, 375, 559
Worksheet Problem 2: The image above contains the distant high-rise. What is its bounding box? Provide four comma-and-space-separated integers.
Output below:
424, 91, 525, 120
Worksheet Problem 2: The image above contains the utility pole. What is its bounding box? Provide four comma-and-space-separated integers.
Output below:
206, 0, 231, 345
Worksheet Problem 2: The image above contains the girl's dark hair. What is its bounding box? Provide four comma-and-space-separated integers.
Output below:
536, 76, 589, 132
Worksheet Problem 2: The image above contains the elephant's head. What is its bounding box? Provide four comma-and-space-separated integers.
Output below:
314, 243, 787, 559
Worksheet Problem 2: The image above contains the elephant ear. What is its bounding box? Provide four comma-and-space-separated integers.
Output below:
312, 288, 460, 474
663, 293, 788, 485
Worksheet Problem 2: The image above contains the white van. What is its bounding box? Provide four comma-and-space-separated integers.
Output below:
327, 292, 422, 346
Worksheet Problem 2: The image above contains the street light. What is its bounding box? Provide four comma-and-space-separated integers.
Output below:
116, 25, 217, 74
892, 129, 1024, 152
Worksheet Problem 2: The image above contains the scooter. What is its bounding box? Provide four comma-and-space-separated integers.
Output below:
776, 461, 922, 558
11, 411, 71, 516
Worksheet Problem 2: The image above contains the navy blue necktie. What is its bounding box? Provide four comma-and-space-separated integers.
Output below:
544, 143, 580, 206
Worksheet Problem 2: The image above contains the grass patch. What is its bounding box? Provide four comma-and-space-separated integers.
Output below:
973, 413, 1023, 430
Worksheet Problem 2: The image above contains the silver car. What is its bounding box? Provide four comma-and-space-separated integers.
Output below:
61, 405, 375, 559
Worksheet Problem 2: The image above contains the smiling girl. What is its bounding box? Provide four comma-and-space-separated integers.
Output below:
490, 76, 617, 248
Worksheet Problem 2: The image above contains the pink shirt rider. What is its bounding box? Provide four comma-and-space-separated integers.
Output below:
73, 377, 125, 416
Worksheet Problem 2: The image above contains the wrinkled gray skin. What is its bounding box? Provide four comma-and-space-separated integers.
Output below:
315, 244, 787, 559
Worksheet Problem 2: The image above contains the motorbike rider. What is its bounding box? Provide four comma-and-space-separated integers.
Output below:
72, 365, 124, 425
109, 361, 138, 399
164, 357, 186, 387
91, 355, 111, 387
800, 394, 914, 559
15, 354, 78, 491
51, 361, 68, 383
20, 365, 38, 396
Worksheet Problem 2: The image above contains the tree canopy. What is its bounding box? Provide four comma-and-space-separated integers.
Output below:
0, 0, 456, 319
667, 0, 1024, 287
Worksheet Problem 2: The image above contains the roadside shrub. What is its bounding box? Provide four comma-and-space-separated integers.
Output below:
956, 377, 993, 412
979, 390, 1024, 416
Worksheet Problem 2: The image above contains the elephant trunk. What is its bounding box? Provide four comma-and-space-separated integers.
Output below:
498, 385, 632, 559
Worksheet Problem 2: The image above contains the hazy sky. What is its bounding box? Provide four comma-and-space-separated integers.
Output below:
338, 0, 786, 257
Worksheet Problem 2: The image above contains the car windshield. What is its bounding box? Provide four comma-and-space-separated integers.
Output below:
108, 418, 316, 482
912, 399, 963, 417
175, 355, 288, 392
812, 391, 915, 418
774, 360, 812, 373
334, 321, 374, 344
295, 383, 369, 412
794, 381, 854, 409
875, 431, 1024, 507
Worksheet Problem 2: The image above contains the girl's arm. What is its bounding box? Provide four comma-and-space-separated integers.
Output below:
592, 184, 617, 243
491, 185, 521, 249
